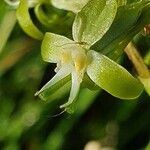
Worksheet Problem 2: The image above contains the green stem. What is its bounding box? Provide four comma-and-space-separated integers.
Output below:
125, 42, 150, 95
125, 42, 150, 78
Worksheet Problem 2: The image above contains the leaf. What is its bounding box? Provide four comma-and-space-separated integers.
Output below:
0, 10, 16, 53
87, 50, 143, 99
73, 0, 117, 47
41, 32, 82, 63
34, 4, 50, 27
34, 3, 60, 27
16, 0, 43, 40
51, 0, 89, 13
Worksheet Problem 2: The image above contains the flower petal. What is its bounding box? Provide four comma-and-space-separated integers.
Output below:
60, 70, 81, 109
87, 50, 143, 99
35, 65, 71, 96
41, 32, 76, 63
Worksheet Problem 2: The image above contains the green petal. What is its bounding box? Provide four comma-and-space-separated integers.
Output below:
87, 50, 143, 99
51, 0, 89, 13
16, 0, 43, 40
41, 32, 81, 63
73, 0, 117, 47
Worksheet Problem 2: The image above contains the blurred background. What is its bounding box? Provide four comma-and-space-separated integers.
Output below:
0, 1, 150, 150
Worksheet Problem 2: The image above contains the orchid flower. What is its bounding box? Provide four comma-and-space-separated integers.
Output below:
35, 0, 143, 111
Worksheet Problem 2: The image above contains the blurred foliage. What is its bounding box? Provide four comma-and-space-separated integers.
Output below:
0, 0, 150, 150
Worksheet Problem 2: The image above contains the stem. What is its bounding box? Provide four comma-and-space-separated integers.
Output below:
125, 42, 150, 95
125, 42, 150, 78
0, 38, 35, 75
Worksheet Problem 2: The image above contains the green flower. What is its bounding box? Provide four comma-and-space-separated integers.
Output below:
35, 0, 143, 111
35, 32, 143, 109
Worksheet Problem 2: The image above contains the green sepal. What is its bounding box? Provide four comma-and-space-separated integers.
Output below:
87, 50, 143, 99
73, 0, 117, 47
41, 32, 83, 63
16, 0, 43, 40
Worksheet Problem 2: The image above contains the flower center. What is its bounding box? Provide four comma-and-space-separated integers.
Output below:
61, 48, 87, 76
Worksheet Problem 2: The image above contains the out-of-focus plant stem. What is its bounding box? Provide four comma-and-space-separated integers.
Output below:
0, 10, 16, 53
0, 38, 36, 75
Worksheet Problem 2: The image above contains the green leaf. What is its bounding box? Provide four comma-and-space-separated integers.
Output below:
92, 4, 142, 53
73, 0, 117, 47
90, 2, 150, 62
87, 50, 143, 99
34, 4, 51, 27
41, 32, 82, 63
0, 11, 16, 53
16, 0, 43, 40
51, 0, 89, 13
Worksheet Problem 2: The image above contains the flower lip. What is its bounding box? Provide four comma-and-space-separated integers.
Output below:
59, 45, 88, 76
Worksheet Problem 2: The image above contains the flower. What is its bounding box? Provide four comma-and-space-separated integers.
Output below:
35, 32, 143, 111
35, 0, 143, 111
